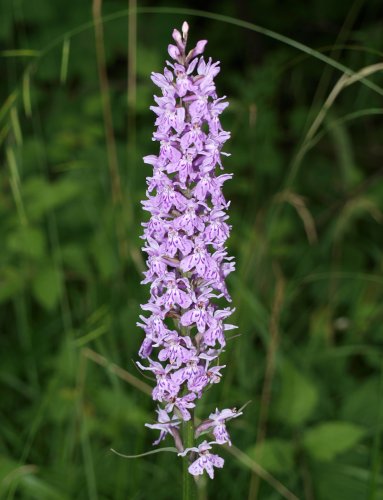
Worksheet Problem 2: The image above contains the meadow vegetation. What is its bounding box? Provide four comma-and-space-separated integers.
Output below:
1, 1, 383, 498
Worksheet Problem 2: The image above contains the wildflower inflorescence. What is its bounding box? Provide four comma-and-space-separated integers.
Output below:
138, 22, 241, 479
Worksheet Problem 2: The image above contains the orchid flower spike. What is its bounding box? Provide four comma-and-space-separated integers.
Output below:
138, 21, 242, 480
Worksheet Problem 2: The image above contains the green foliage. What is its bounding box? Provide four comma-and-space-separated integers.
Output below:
341, 377, 382, 427
1, 0, 383, 499
247, 439, 295, 474
303, 421, 366, 461
32, 264, 62, 310
274, 360, 319, 427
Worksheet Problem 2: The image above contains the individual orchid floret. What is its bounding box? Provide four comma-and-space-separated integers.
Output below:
195, 407, 243, 445
165, 392, 197, 421
178, 441, 224, 479
203, 308, 237, 347
158, 331, 195, 366
145, 407, 182, 450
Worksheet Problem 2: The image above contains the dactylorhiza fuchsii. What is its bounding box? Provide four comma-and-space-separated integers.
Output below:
137, 22, 242, 480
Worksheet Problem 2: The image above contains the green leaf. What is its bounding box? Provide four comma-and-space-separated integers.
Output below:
247, 438, 294, 474
96, 389, 150, 430
19, 474, 69, 500
274, 360, 318, 427
32, 265, 62, 310
303, 421, 365, 461
0, 267, 25, 302
0, 455, 68, 500
310, 461, 383, 500
90, 231, 119, 280
23, 177, 81, 220
61, 244, 91, 278
341, 377, 380, 427
7, 226, 46, 259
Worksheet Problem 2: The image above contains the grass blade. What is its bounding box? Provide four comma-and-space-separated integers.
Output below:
60, 38, 70, 84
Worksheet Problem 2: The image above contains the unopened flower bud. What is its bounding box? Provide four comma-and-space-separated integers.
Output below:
168, 44, 181, 61
182, 21, 189, 40
172, 28, 183, 48
186, 40, 208, 63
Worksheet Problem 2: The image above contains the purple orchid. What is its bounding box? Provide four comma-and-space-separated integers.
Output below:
138, 21, 242, 480
165, 392, 197, 421
145, 407, 181, 446
179, 441, 224, 479
195, 407, 243, 445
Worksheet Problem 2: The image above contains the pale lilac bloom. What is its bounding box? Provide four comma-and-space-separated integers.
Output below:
137, 303, 169, 342
151, 95, 186, 134
179, 441, 224, 479
206, 362, 226, 385
137, 21, 241, 479
180, 121, 207, 151
154, 132, 182, 163
208, 408, 242, 445
136, 359, 180, 401
185, 39, 208, 64
158, 332, 195, 366
195, 408, 242, 445
145, 177, 188, 213
173, 62, 197, 97
180, 240, 213, 277
193, 174, 221, 201
141, 213, 168, 239
171, 355, 205, 389
141, 239, 169, 282
156, 273, 193, 309
203, 308, 237, 347
164, 227, 193, 257
180, 295, 214, 333
202, 206, 231, 245
151, 69, 174, 96
145, 407, 180, 445
165, 392, 197, 421
208, 97, 229, 134
138, 337, 153, 359
173, 200, 206, 235
167, 147, 197, 185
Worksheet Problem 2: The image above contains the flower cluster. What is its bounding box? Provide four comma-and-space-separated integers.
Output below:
138, 22, 240, 479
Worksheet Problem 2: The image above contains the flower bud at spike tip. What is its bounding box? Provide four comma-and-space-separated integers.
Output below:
172, 29, 183, 48
185, 40, 208, 64
182, 21, 189, 40
138, 23, 242, 480
194, 40, 208, 56
168, 44, 180, 61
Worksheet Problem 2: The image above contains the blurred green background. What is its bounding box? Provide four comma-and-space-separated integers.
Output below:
1, 0, 383, 499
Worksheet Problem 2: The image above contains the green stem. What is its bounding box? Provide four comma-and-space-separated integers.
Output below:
182, 417, 197, 500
